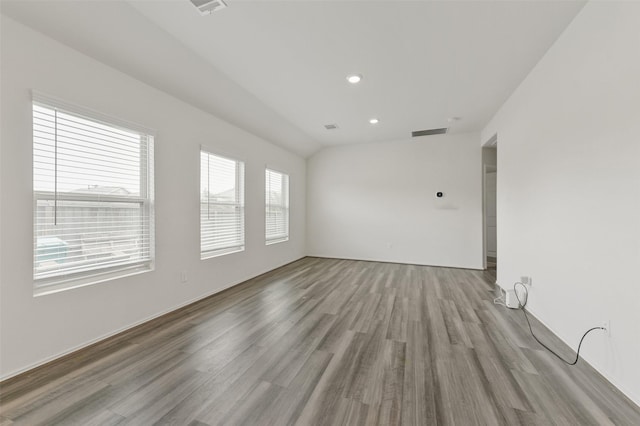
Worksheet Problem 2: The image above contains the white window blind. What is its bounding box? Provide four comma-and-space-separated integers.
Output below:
33, 99, 154, 291
200, 150, 245, 258
265, 168, 289, 244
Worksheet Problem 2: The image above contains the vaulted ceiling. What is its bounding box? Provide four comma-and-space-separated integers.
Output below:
1, 0, 586, 157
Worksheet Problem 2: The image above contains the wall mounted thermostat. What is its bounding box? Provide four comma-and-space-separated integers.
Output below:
436, 192, 444, 198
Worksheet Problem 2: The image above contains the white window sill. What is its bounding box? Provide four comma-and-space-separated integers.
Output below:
34, 263, 153, 297
201, 246, 245, 260
266, 237, 289, 246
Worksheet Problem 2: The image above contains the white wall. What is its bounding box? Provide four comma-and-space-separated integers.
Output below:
0, 16, 306, 379
307, 133, 483, 269
482, 2, 640, 405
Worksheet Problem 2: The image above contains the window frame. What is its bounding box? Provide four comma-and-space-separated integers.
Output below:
265, 168, 290, 245
32, 93, 155, 295
200, 148, 245, 259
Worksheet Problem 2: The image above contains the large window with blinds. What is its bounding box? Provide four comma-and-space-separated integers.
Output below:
200, 150, 245, 258
32, 96, 154, 292
265, 168, 289, 244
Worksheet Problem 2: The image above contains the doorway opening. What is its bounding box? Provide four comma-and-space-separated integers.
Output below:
482, 136, 497, 281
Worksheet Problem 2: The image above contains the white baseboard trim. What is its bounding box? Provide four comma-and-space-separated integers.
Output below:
308, 253, 484, 271
520, 303, 640, 409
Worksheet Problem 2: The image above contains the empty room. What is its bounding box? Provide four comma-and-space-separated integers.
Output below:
1, 0, 639, 424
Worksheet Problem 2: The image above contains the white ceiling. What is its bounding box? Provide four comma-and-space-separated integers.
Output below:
1, 0, 585, 157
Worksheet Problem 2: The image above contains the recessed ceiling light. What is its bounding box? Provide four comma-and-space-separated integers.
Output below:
347, 74, 362, 84
369, 118, 379, 124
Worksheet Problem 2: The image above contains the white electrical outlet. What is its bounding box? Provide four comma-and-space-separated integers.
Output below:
602, 320, 611, 337
180, 270, 188, 283
520, 276, 531, 286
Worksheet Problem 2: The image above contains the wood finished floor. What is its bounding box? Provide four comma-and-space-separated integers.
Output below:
1, 257, 639, 425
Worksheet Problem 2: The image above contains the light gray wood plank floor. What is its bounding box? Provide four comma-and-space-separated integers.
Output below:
1, 257, 639, 425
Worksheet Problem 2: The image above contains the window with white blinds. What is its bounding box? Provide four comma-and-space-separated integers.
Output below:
200, 150, 245, 258
265, 168, 289, 244
33, 97, 154, 292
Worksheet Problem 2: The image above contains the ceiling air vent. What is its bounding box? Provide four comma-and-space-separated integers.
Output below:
324, 124, 339, 130
412, 128, 448, 137
190, 0, 227, 15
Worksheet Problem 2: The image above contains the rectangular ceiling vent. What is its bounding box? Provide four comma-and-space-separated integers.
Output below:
324, 124, 339, 130
190, 0, 227, 15
412, 128, 448, 137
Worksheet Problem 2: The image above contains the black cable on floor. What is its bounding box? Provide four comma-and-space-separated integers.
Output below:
513, 282, 605, 366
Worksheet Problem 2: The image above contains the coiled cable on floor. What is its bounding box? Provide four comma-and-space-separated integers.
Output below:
513, 282, 605, 366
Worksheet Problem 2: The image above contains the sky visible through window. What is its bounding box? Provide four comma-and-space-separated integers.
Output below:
200, 152, 237, 200
33, 104, 142, 195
